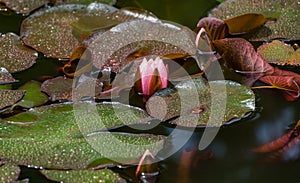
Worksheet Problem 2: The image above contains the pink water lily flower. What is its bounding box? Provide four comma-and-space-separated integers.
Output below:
137, 57, 168, 96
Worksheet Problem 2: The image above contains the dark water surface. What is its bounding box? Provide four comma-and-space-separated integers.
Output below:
1, 1, 300, 183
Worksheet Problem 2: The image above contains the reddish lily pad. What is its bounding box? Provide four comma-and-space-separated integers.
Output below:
14, 80, 49, 108
258, 40, 300, 66
0, 32, 38, 73
0, 164, 20, 183
0, 67, 17, 84
146, 78, 255, 127
88, 19, 196, 72
41, 168, 124, 183
0, 89, 25, 110
209, 0, 300, 41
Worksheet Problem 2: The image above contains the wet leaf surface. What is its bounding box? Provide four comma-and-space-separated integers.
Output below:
41, 168, 125, 183
1, 102, 165, 170
213, 38, 275, 83
0, 163, 20, 183
146, 78, 255, 127
196, 17, 229, 41
20, 3, 118, 58
224, 13, 267, 34
41, 76, 73, 101
41, 75, 104, 101
88, 19, 196, 72
0, 89, 25, 110
0, 0, 48, 14
258, 75, 300, 101
14, 80, 49, 108
0, 32, 37, 73
209, 0, 300, 41
258, 40, 300, 66
73, 6, 158, 41
0, 67, 17, 84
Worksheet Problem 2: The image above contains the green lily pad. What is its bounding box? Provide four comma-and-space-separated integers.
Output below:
89, 19, 197, 72
0, 67, 17, 84
0, 0, 48, 14
20, 3, 119, 58
41, 168, 125, 183
0, 32, 37, 73
72, 6, 158, 40
0, 90, 25, 110
0, 102, 165, 170
257, 40, 300, 66
41, 76, 104, 101
209, 0, 300, 41
14, 80, 49, 108
40, 76, 73, 101
55, 0, 116, 6
0, 164, 20, 183
146, 78, 255, 127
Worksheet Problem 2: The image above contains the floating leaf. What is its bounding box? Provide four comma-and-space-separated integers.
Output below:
0, 67, 17, 84
41, 76, 104, 101
41, 168, 125, 183
0, 0, 48, 14
41, 76, 73, 101
55, 0, 117, 6
0, 90, 25, 110
0, 164, 20, 183
146, 78, 255, 127
213, 38, 275, 83
258, 40, 300, 66
0, 32, 37, 73
224, 13, 266, 34
88, 19, 196, 72
72, 6, 158, 41
14, 80, 49, 108
196, 17, 229, 41
20, 3, 118, 58
1, 102, 165, 170
209, 0, 300, 41
257, 75, 300, 101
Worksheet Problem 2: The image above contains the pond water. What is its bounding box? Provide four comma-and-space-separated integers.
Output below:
1, 0, 300, 183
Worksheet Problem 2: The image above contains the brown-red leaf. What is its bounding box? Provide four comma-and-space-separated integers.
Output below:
196, 17, 229, 41
253, 120, 300, 161
213, 38, 274, 83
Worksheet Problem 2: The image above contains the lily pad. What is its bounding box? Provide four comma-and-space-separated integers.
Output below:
20, 3, 119, 58
0, 32, 38, 73
88, 19, 197, 72
0, 102, 165, 170
0, 89, 25, 110
55, 0, 116, 6
41, 168, 125, 183
0, 0, 48, 14
257, 40, 300, 66
209, 0, 300, 41
41, 76, 73, 101
41, 76, 104, 101
146, 78, 255, 127
14, 80, 49, 108
72, 6, 158, 41
0, 67, 17, 84
0, 164, 20, 183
